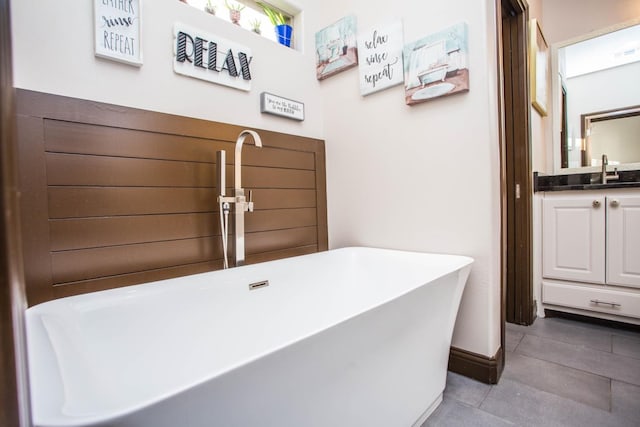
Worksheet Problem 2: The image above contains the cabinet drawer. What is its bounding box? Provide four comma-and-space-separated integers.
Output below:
543, 281, 640, 319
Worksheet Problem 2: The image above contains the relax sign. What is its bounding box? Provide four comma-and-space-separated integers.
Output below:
173, 24, 253, 91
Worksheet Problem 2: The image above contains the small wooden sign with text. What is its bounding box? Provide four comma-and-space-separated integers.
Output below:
260, 93, 305, 121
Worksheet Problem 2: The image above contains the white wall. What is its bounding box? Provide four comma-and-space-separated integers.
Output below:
12, 0, 503, 358
566, 61, 640, 141
314, 0, 502, 357
11, 0, 324, 139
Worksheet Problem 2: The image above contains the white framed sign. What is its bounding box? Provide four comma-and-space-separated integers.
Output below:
94, 0, 143, 66
173, 23, 253, 92
260, 93, 304, 121
357, 20, 404, 96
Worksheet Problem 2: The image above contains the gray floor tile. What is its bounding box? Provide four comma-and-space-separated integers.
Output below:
523, 317, 612, 352
505, 321, 529, 333
480, 377, 636, 427
443, 371, 492, 408
612, 380, 640, 424
505, 328, 524, 353
612, 335, 640, 359
547, 316, 640, 340
502, 352, 611, 411
609, 327, 640, 340
441, 317, 640, 426
422, 397, 514, 427
516, 334, 640, 386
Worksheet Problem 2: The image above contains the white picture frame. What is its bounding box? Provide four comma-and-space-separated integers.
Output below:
315, 15, 358, 80
357, 20, 404, 96
530, 19, 548, 116
94, 0, 143, 66
403, 22, 469, 105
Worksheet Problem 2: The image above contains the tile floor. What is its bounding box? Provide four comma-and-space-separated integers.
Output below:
423, 315, 640, 426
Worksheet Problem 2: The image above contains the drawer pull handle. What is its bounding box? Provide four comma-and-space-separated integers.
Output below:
590, 299, 621, 308
592, 200, 601, 208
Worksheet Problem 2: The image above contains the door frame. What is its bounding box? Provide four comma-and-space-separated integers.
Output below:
1, 0, 31, 425
499, 0, 535, 329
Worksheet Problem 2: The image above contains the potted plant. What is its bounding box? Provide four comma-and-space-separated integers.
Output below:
205, 0, 216, 15
250, 19, 262, 35
225, 0, 245, 25
257, 2, 292, 47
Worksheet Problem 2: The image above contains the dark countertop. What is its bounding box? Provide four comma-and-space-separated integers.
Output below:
534, 170, 640, 192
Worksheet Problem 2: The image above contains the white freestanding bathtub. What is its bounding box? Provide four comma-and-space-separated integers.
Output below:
26, 247, 473, 427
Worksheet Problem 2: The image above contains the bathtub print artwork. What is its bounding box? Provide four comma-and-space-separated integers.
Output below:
403, 22, 469, 105
315, 15, 358, 80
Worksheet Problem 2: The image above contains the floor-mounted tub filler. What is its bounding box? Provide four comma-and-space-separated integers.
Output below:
26, 247, 473, 427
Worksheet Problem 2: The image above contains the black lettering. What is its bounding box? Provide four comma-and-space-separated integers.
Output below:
194, 37, 207, 68
221, 49, 238, 77
208, 41, 218, 71
238, 52, 252, 80
176, 31, 194, 63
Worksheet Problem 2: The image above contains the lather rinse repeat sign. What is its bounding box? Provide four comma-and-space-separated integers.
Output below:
94, 0, 143, 66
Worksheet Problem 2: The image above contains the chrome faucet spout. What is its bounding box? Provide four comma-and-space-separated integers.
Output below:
234, 130, 262, 191
233, 130, 262, 267
600, 153, 619, 184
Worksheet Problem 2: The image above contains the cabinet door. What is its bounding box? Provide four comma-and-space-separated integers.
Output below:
542, 195, 606, 284
607, 196, 640, 288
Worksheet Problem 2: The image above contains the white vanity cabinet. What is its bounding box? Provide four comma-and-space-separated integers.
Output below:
607, 195, 640, 287
541, 190, 640, 322
542, 195, 606, 284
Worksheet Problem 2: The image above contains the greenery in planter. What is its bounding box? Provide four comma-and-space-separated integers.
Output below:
225, 0, 245, 25
257, 2, 288, 26
250, 19, 262, 34
224, 0, 245, 10
205, 0, 216, 14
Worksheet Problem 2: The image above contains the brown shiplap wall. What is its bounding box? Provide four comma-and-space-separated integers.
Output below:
16, 90, 327, 306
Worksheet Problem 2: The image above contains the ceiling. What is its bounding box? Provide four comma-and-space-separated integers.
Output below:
563, 23, 640, 78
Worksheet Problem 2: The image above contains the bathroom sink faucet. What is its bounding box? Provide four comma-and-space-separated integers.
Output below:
601, 154, 619, 184
217, 130, 262, 268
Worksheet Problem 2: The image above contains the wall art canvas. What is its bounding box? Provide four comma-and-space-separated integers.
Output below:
315, 15, 358, 80
94, 0, 142, 66
403, 22, 469, 105
357, 20, 404, 96
530, 19, 548, 116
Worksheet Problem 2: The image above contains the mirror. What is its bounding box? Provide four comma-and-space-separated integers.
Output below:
581, 105, 640, 167
554, 21, 640, 172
